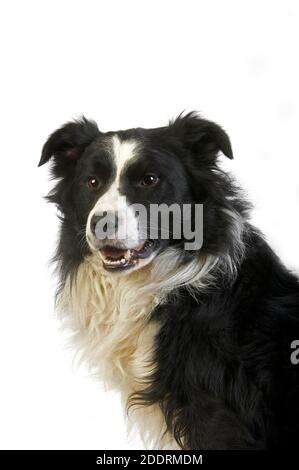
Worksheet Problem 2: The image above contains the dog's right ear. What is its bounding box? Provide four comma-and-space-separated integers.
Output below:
38, 117, 100, 174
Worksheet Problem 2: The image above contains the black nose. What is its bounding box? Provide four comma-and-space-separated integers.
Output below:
90, 212, 119, 237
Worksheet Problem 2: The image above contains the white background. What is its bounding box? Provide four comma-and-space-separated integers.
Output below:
0, 0, 298, 450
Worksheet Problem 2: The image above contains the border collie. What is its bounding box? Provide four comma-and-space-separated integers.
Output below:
39, 112, 299, 449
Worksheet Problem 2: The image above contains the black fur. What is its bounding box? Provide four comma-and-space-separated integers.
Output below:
40, 112, 299, 449
131, 230, 299, 449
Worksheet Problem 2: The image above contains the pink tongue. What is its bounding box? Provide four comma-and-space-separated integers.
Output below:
100, 246, 127, 259
100, 242, 145, 259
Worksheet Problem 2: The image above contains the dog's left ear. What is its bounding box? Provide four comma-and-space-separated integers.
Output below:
171, 112, 233, 160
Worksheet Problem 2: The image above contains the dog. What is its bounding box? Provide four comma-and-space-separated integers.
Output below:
39, 112, 299, 449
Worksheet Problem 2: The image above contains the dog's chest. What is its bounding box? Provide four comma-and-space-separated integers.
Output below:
59, 257, 159, 386
58, 256, 181, 448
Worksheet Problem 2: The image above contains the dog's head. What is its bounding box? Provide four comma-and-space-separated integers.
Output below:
39, 113, 239, 275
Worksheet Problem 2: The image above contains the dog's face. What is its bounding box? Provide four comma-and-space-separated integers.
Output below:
39, 113, 234, 275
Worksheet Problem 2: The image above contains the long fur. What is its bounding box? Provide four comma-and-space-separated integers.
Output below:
39, 112, 299, 450
57, 249, 219, 447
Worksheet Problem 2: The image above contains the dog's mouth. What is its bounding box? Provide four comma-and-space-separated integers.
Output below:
98, 240, 156, 271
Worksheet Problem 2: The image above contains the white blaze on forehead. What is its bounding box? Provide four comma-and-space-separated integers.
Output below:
112, 134, 138, 181
95, 135, 138, 206
86, 134, 140, 247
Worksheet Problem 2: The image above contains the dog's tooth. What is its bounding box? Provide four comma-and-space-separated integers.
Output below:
120, 258, 126, 264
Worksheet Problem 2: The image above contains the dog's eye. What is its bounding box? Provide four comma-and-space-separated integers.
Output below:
86, 176, 101, 190
140, 174, 159, 187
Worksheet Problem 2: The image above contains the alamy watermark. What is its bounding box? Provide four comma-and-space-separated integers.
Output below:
290, 340, 299, 365
94, 198, 203, 251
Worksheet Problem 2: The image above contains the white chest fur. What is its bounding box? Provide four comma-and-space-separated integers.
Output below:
57, 252, 179, 448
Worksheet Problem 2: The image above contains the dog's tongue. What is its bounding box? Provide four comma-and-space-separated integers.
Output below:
101, 246, 127, 259
100, 242, 145, 259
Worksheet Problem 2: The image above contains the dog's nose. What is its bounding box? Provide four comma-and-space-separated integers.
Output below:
90, 212, 119, 238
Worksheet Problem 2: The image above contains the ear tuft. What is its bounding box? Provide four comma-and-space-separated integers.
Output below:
38, 117, 100, 168
170, 111, 233, 160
